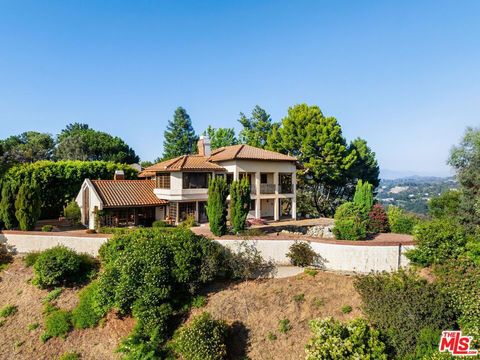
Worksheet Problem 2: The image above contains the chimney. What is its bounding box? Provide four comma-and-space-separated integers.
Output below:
197, 135, 211, 157
114, 170, 125, 180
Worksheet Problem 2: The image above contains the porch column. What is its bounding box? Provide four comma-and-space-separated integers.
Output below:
255, 199, 261, 219
273, 172, 279, 195
292, 197, 297, 219
233, 168, 239, 181
292, 171, 297, 219
195, 202, 199, 223
274, 198, 280, 221
255, 172, 260, 196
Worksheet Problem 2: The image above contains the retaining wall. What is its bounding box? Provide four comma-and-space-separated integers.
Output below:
0, 232, 414, 273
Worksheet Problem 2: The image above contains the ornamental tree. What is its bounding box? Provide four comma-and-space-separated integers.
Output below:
229, 177, 251, 233
0, 181, 18, 229
206, 177, 229, 236
162, 107, 198, 160
15, 181, 41, 231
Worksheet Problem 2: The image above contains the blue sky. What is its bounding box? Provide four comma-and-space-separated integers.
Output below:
0, 1, 478, 176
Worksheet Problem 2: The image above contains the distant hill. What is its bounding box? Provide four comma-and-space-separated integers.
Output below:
380, 168, 453, 180
376, 176, 458, 215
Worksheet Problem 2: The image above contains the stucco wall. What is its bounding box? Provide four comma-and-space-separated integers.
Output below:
1, 232, 413, 273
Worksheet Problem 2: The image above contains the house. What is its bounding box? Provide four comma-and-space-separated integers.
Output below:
76, 137, 298, 229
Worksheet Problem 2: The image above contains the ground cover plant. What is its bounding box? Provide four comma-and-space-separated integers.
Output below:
286, 241, 319, 267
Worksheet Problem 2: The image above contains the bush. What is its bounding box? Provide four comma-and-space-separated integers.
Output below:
229, 177, 250, 233
72, 281, 107, 329
305, 317, 387, 360
278, 318, 292, 334
0, 304, 18, 317
152, 220, 170, 228
406, 219, 468, 266
428, 190, 461, 219
41, 225, 54, 232
341, 305, 352, 314
354, 270, 457, 358
286, 241, 319, 267
180, 214, 197, 228
59, 352, 81, 360
172, 312, 228, 360
0, 181, 18, 229
15, 181, 41, 231
24, 252, 40, 267
43, 309, 71, 339
44, 288, 62, 303
333, 202, 367, 240
353, 179, 374, 212
223, 241, 276, 280
64, 200, 81, 224
387, 206, 419, 234
367, 204, 390, 233
33, 246, 97, 288
207, 177, 229, 236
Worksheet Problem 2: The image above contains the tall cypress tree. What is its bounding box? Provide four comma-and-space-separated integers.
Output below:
162, 107, 198, 160
15, 180, 41, 231
230, 177, 251, 233
206, 177, 228, 236
353, 180, 373, 212
0, 181, 18, 229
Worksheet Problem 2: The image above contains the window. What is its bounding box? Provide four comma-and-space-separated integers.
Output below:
279, 173, 293, 194
183, 172, 211, 189
179, 202, 196, 221
226, 173, 233, 185
250, 200, 256, 211
261, 173, 268, 184
156, 172, 171, 189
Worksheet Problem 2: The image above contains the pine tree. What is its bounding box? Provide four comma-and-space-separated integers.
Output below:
206, 177, 229, 236
15, 181, 41, 231
0, 181, 18, 229
229, 177, 251, 233
238, 105, 274, 149
162, 107, 198, 160
353, 180, 373, 212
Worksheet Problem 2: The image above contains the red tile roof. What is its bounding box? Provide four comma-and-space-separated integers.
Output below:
91, 180, 167, 208
140, 155, 226, 175
209, 144, 297, 162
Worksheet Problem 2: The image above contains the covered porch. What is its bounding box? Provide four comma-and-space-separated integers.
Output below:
99, 205, 166, 227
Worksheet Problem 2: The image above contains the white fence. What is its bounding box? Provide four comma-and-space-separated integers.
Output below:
0, 232, 413, 273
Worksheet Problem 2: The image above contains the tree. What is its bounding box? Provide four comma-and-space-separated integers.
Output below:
203, 126, 237, 150
206, 177, 228, 236
15, 181, 41, 231
428, 190, 461, 220
162, 107, 198, 160
238, 105, 275, 148
55, 123, 139, 163
348, 138, 380, 189
353, 180, 374, 212
0, 181, 18, 229
448, 127, 480, 230
229, 177, 251, 233
0, 131, 55, 169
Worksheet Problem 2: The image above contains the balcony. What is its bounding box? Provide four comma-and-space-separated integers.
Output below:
279, 183, 293, 194
260, 183, 276, 194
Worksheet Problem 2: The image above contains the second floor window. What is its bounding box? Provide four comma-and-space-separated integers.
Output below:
156, 172, 170, 189
183, 172, 211, 189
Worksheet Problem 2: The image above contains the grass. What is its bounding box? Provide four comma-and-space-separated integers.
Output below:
313, 297, 325, 308
304, 268, 318, 277
267, 331, 277, 341
28, 322, 39, 331
191, 295, 208, 309
341, 305, 353, 314
43, 309, 72, 340
14, 340, 25, 348
59, 352, 81, 360
293, 293, 305, 303
278, 319, 292, 334
238, 228, 266, 237
0, 304, 18, 318
0, 319, 5, 327
43, 301, 58, 315
44, 288, 62, 303
23, 252, 40, 267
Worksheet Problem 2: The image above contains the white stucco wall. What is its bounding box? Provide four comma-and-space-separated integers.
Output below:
1, 232, 413, 273
75, 179, 103, 229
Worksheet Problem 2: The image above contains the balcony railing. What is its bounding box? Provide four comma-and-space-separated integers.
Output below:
279, 184, 293, 194
260, 183, 276, 194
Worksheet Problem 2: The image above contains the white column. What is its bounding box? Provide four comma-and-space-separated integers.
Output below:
233, 167, 239, 181
273, 172, 279, 194
255, 172, 260, 197
274, 198, 280, 221
195, 202, 199, 223
292, 197, 297, 220
255, 199, 261, 219
292, 171, 297, 219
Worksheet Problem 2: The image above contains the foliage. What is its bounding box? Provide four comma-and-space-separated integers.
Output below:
341, 305, 352, 314
162, 107, 198, 160
0, 304, 18, 317
1, 160, 137, 219
435, 258, 480, 344
180, 214, 197, 228
448, 126, 480, 230
24, 252, 40, 267
207, 177, 229, 236
305, 317, 387, 360
191, 295, 207, 309
44, 288, 62, 303
428, 190, 461, 220
55, 123, 139, 163
348, 138, 381, 189
64, 199, 81, 224
152, 220, 171, 228
286, 241, 319, 267
171, 312, 228, 360
33, 246, 97, 288
43, 309, 71, 339
15, 180, 41, 230
293, 293, 305, 303
353, 179, 374, 212
203, 126, 237, 150
406, 219, 468, 266
278, 318, 292, 334
0, 181, 18, 229
367, 204, 390, 233
238, 105, 274, 148
58, 352, 81, 360
354, 270, 457, 358
223, 241, 276, 280
28, 322, 39, 331
229, 177, 251, 233
333, 202, 367, 240
387, 206, 419, 234
72, 281, 106, 329
0, 131, 55, 169
41, 224, 54, 232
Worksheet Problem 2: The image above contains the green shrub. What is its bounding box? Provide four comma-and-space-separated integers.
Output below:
191, 295, 208, 309
152, 220, 170, 228
15, 181, 41, 231
172, 312, 228, 360
341, 305, 352, 314
28, 322, 39, 331
41, 224, 54, 232
58, 352, 80, 360
207, 177, 229, 236
0, 181, 18, 229
305, 317, 387, 360
304, 268, 318, 277
267, 332, 277, 341
0, 304, 18, 317
64, 200, 81, 224
72, 281, 107, 329
387, 206, 419, 234
286, 241, 319, 267
44, 288, 62, 303
229, 177, 250, 233
24, 252, 40, 267
223, 241, 276, 280
43, 309, 71, 339
293, 293, 305, 303
180, 214, 197, 228
428, 190, 461, 219
333, 202, 367, 240
354, 270, 457, 358
278, 318, 292, 333
406, 219, 468, 266
353, 179, 374, 212
33, 246, 97, 288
